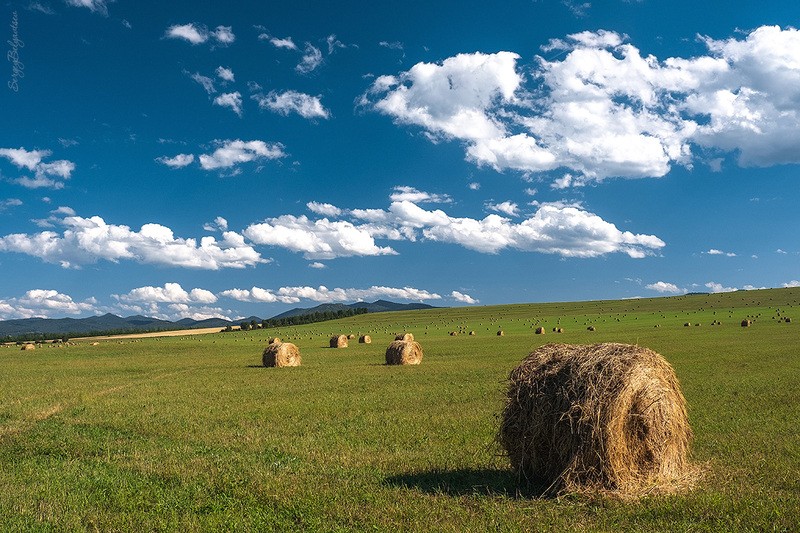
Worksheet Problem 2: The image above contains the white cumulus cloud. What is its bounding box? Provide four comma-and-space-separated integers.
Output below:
213, 92, 243, 117
0, 213, 265, 269
390, 186, 452, 204
0, 147, 75, 189
216, 66, 235, 82
705, 281, 737, 293
253, 90, 330, 119
156, 154, 195, 168
0, 289, 99, 319
116, 282, 217, 304
365, 26, 800, 185
243, 215, 397, 260
198, 139, 285, 170
306, 202, 342, 217
645, 281, 684, 294
451, 291, 479, 304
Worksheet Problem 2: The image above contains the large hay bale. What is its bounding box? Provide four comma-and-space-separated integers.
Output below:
262, 342, 301, 368
330, 335, 348, 348
395, 333, 414, 341
359, 335, 372, 344
535, 327, 546, 335
21, 343, 35, 351
498, 343, 694, 496
385, 340, 423, 365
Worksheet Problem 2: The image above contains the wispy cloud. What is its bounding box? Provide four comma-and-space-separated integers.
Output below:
253, 90, 330, 119
296, 43, 323, 74
64, 0, 112, 16
165, 23, 235, 46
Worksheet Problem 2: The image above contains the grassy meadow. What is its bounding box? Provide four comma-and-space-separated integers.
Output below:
1, 288, 799, 531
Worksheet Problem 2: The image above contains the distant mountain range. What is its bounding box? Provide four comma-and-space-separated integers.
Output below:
0, 300, 438, 339
270, 299, 436, 320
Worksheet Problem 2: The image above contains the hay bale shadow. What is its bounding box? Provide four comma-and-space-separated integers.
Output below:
384, 468, 549, 499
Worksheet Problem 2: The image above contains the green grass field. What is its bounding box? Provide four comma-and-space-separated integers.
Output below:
1, 288, 799, 531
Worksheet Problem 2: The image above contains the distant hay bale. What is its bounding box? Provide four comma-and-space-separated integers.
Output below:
741, 319, 751, 327
785, 317, 792, 323
587, 326, 596, 332
498, 343, 695, 497
469, 331, 476, 336
395, 333, 414, 341
91, 342, 100, 346
330, 335, 348, 348
449, 331, 458, 336
262, 342, 301, 368
497, 330, 505, 336
268, 337, 282, 344
385, 340, 423, 365
684, 322, 691, 327
347, 334, 356, 340
556, 327, 564, 333
358, 335, 372, 344
21, 343, 35, 351
535, 327, 546, 335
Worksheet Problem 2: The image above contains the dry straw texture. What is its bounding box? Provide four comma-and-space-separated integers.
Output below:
498, 343, 696, 497
262, 342, 301, 367
395, 333, 414, 341
358, 335, 372, 344
330, 335, 348, 348
268, 337, 282, 344
21, 344, 35, 351
385, 340, 423, 365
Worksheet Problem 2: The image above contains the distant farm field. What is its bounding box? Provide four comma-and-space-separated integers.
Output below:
1, 289, 799, 531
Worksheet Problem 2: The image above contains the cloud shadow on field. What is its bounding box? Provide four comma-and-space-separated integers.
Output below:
384, 468, 548, 499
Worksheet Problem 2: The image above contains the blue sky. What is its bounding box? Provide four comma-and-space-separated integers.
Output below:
1, 0, 799, 321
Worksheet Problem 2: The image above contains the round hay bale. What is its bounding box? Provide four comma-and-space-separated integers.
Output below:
91, 342, 100, 346
587, 326, 596, 332
556, 327, 564, 333
262, 342, 301, 368
449, 331, 458, 336
21, 343, 35, 351
358, 335, 372, 344
469, 331, 476, 336
497, 330, 505, 336
785, 317, 792, 323
684, 322, 691, 327
498, 343, 694, 496
385, 340, 423, 365
395, 333, 414, 341
535, 327, 546, 335
330, 335, 348, 348
268, 337, 282, 344
347, 334, 356, 340
741, 319, 751, 327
